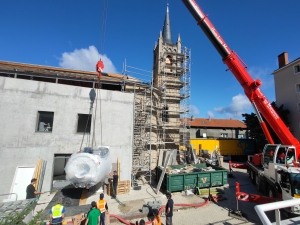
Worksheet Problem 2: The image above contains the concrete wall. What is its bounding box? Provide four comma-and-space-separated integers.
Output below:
0, 77, 134, 196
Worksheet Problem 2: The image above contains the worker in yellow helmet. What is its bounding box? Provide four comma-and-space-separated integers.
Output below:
97, 193, 108, 225
49, 197, 65, 225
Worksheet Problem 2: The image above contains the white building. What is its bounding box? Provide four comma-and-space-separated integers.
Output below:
0, 63, 134, 199
273, 52, 300, 140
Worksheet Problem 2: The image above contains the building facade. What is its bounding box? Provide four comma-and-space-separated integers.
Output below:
0, 64, 134, 198
273, 52, 300, 141
189, 118, 248, 139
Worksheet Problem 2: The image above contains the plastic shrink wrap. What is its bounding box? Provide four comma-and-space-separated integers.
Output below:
65, 146, 112, 188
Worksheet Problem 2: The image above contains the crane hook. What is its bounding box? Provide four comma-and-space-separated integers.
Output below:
96, 60, 104, 78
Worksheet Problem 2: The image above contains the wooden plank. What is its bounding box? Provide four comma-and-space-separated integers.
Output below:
79, 189, 88, 205
34, 159, 43, 189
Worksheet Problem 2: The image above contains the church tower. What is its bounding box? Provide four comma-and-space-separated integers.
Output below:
152, 4, 191, 153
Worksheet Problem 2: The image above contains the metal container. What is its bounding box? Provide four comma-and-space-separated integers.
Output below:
156, 163, 228, 193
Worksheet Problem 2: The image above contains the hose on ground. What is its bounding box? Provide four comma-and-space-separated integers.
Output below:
112, 182, 126, 207
110, 199, 210, 225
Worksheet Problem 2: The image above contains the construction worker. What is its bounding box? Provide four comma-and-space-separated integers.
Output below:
26, 178, 44, 199
152, 209, 162, 225
97, 193, 108, 225
165, 193, 173, 225
85, 201, 101, 225
49, 197, 65, 225
109, 170, 118, 198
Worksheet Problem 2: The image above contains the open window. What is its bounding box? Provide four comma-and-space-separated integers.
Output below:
37, 111, 54, 132
162, 105, 169, 122
286, 148, 296, 164
77, 114, 92, 133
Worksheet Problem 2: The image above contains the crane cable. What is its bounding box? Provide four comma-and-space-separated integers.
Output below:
92, 0, 108, 147
80, 0, 108, 150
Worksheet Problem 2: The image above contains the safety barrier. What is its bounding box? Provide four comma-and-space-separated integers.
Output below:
254, 199, 300, 225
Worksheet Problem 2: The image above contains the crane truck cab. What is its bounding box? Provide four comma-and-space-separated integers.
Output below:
262, 144, 296, 181
277, 166, 300, 214
249, 144, 300, 214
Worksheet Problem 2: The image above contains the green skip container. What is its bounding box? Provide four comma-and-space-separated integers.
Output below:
156, 163, 228, 193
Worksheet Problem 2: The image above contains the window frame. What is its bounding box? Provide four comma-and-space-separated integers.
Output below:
296, 83, 300, 93
77, 113, 92, 133
294, 64, 300, 74
36, 111, 54, 133
221, 133, 228, 138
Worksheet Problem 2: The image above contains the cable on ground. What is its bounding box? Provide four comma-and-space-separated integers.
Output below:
111, 182, 125, 207
109, 199, 210, 225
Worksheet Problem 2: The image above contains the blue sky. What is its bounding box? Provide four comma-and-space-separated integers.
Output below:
1, 0, 300, 120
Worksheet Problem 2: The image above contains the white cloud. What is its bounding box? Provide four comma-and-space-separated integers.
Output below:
59, 45, 118, 73
190, 105, 200, 115
207, 111, 214, 118
214, 94, 252, 119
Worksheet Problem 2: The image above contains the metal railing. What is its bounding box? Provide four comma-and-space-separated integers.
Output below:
255, 199, 300, 225
0, 193, 18, 201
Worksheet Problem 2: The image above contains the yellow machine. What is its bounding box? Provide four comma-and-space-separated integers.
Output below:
190, 139, 255, 156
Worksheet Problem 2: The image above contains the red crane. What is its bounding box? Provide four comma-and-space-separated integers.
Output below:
181, 0, 300, 156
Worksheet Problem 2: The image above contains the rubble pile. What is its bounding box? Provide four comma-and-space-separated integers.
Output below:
166, 165, 215, 175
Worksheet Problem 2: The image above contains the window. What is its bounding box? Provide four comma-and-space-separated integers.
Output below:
295, 64, 300, 74
77, 114, 92, 133
162, 105, 169, 122
165, 56, 172, 65
238, 134, 244, 139
165, 56, 173, 73
37, 111, 54, 132
297, 84, 300, 93
221, 133, 228, 138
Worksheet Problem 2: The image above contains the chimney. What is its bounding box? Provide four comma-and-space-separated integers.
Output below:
278, 52, 288, 69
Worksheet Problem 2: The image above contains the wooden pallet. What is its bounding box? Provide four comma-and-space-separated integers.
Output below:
107, 180, 130, 196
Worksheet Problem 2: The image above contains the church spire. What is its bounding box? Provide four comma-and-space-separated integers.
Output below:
162, 4, 173, 45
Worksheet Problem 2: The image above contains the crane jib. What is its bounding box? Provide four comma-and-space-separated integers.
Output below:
182, 0, 231, 58
182, 0, 300, 149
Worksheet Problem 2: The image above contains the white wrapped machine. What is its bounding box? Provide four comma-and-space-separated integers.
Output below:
65, 146, 112, 188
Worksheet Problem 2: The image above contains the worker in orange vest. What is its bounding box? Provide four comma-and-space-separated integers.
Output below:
97, 193, 108, 225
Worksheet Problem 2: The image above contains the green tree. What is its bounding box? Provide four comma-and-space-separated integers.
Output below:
242, 102, 290, 152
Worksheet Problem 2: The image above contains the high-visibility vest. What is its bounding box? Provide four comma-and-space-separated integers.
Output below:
153, 216, 162, 225
97, 199, 107, 213
52, 204, 64, 218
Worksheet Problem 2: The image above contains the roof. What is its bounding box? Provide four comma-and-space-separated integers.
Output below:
190, 118, 247, 129
0, 60, 140, 83
273, 56, 300, 74
162, 4, 173, 44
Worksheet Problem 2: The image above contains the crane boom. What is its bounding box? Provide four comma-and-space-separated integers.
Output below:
182, 0, 300, 156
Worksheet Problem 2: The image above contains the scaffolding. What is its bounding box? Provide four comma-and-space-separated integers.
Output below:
123, 45, 191, 181
122, 62, 153, 180
157, 45, 191, 153
180, 47, 191, 149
